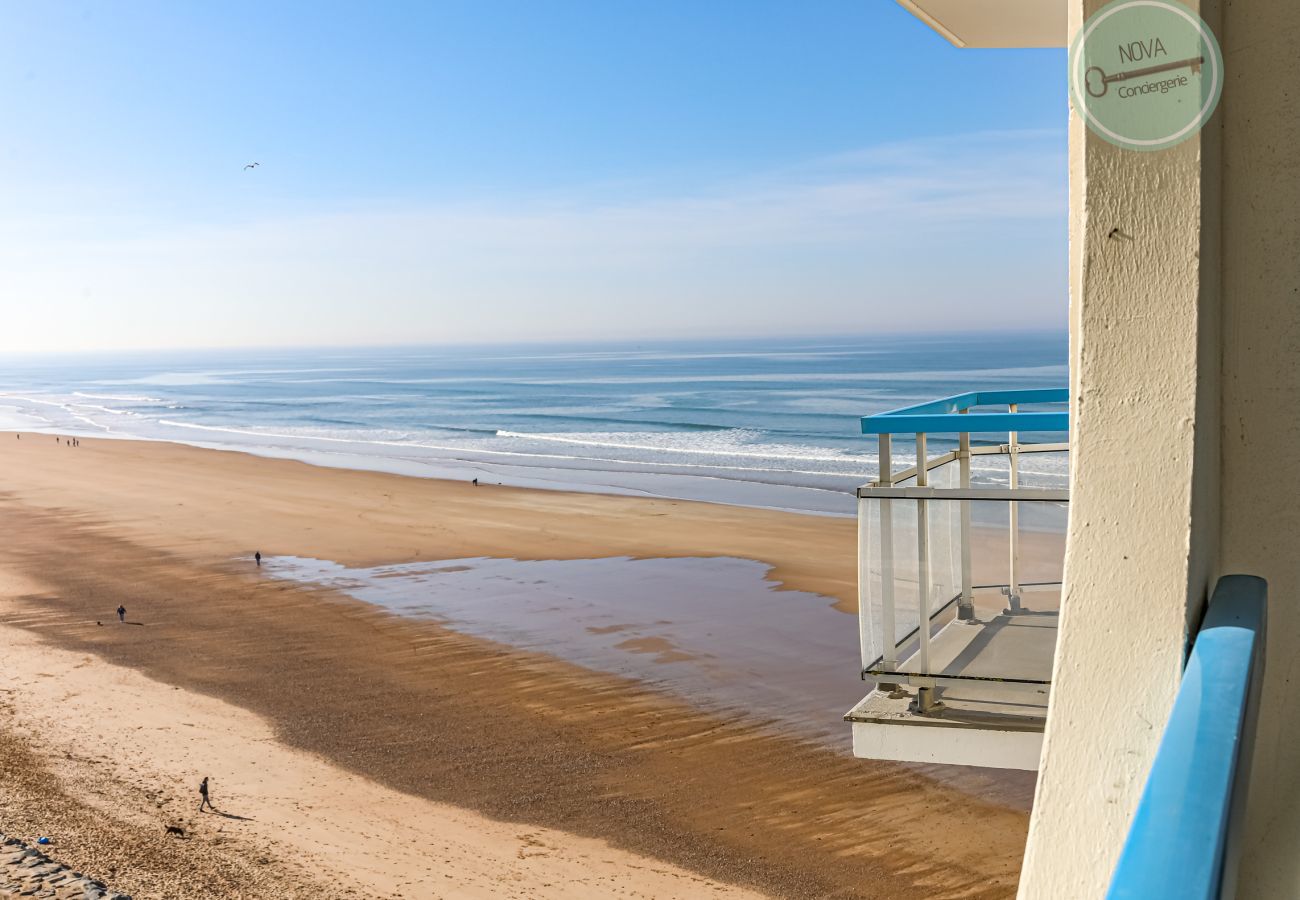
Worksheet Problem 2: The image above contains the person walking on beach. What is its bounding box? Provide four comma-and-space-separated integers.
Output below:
198, 776, 213, 812
116, 605, 125, 623
255, 551, 262, 567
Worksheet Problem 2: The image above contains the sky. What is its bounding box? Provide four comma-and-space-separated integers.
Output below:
0, 1, 1067, 353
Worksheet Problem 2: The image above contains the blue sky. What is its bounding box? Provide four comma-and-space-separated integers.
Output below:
1, 1, 1067, 352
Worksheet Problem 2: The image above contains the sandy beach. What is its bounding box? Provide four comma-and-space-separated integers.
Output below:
0, 434, 1029, 898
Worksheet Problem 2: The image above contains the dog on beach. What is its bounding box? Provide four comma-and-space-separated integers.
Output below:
164, 825, 186, 838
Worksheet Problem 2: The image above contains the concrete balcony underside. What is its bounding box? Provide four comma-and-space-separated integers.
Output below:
896, 0, 1066, 48
846, 587, 1058, 771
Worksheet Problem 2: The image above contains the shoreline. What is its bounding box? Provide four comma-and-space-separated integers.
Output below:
0, 431, 861, 610
0, 432, 1030, 897
0, 412, 865, 518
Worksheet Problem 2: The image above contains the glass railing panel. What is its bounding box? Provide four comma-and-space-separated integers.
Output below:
860, 492, 1066, 685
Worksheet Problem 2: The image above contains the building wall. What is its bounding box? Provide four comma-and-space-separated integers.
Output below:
1018, 0, 1224, 895
1218, 1, 1300, 895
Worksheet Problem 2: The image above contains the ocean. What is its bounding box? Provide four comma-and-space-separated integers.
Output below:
0, 331, 1067, 515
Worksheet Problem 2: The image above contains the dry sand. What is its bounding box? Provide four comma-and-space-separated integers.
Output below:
0, 435, 1029, 898
0, 582, 760, 899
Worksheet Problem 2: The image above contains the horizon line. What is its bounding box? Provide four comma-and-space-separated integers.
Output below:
0, 326, 1069, 359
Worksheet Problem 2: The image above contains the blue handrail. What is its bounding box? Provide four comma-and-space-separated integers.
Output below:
1106, 574, 1268, 900
860, 388, 1069, 435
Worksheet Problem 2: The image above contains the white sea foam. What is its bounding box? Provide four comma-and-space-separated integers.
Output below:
97, 372, 227, 386
150, 419, 863, 478
0, 391, 1064, 489
72, 392, 166, 403
1, 336, 1067, 514
495, 428, 867, 467
0, 395, 116, 432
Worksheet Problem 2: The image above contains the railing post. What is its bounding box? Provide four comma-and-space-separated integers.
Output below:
958, 416, 974, 622
915, 432, 935, 712
878, 434, 897, 692
1005, 403, 1023, 614
857, 492, 871, 676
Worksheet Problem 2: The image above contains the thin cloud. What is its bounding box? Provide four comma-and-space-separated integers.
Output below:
0, 130, 1066, 351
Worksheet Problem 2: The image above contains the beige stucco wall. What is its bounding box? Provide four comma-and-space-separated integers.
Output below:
1218, 2, 1300, 896
894, 2, 1297, 893
1019, 0, 1225, 895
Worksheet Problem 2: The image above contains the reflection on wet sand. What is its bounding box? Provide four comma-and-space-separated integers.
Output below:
263, 553, 1040, 810
265, 554, 866, 748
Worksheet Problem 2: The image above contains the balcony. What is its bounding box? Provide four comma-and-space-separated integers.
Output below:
844, 388, 1069, 770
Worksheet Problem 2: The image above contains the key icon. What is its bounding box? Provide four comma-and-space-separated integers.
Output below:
1085, 55, 1205, 98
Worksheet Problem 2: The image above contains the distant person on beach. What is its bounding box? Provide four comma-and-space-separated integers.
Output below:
116, 605, 125, 623
255, 551, 262, 567
199, 776, 213, 812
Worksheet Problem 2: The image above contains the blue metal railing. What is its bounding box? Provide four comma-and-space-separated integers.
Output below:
860, 387, 1069, 435
1107, 574, 1268, 900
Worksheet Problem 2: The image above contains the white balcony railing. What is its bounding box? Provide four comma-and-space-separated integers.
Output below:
846, 389, 1069, 769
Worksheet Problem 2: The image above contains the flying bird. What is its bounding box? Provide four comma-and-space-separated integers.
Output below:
243, 162, 260, 170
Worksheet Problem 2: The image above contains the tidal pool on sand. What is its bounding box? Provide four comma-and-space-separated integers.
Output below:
262, 555, 864, 748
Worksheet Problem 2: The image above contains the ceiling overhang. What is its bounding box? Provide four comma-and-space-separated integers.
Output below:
896, 0, 1067, 48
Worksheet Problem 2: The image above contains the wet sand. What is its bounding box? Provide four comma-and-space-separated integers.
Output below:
0, 434, 1030, 898
261, 554, 869, 747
